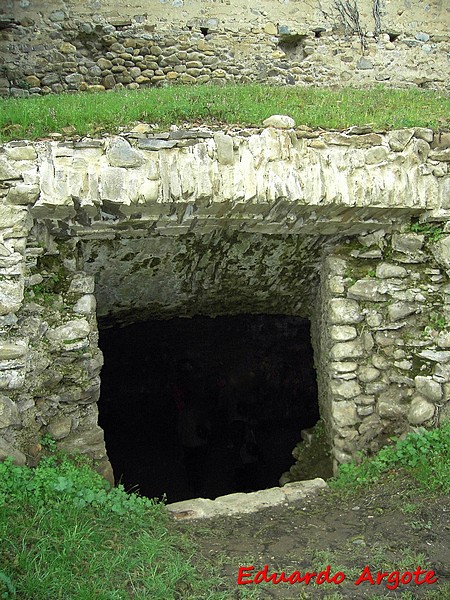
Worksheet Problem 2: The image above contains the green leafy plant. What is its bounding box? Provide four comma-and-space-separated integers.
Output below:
331, 420, 450, 492
40, 433, 57, 453
0, 451, 224, 599
409, 222, 445, 242
430, 312, 447, 330
0, 572, 16, 599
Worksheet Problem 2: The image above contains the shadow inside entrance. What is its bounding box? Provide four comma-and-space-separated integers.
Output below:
98, 315, 319, 503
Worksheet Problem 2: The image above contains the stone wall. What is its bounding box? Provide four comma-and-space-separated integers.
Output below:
316, 230, 450, 473
1, 0, 449, 96
0, 124, 449, 482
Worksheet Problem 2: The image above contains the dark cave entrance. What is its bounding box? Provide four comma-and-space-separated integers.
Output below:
98, 314, 319, 503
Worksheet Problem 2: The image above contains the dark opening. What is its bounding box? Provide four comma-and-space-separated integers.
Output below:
277, 33, 307, 55
98, 315, 319, 503
200, 27, 209, 37
312, 28, 326, 38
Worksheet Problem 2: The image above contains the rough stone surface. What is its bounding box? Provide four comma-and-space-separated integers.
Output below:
214, 133, 234, 165
388, 302, 417, 321
107, 137, 145, 168
46, 320, 91, 343
329, 326, 357, 341
375, 263, 407, 279
330, 340, 365, 360
431, 236, 450, 270
329, 299, 363, 325
408, 397, 435, 425
47, 416, 73, 440
263, 115, 295, 129
330, 380, 362, 399
415, 376, 442, 402
167, 479, 328, 519
0, 128, 449, 478
0, 436, 26, 465
392, 233, 424, 253
332, 401, 359, 427
0, 396, 20, 428
348, 280, 387, 301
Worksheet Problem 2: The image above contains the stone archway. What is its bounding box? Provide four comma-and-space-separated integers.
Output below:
1, 128, 449, 491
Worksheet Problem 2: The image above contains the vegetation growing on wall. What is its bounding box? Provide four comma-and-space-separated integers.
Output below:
1, 85, 449, 141
331, 420, 450, 492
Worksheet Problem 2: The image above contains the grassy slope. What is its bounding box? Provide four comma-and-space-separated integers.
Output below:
0, 85, 449, 141
1, 422, 449, 599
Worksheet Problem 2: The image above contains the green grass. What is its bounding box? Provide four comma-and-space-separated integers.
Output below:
0, 84, 449, 141
0, 452, 228, 599
2, 420, 450, 599
330, 419, 450, 493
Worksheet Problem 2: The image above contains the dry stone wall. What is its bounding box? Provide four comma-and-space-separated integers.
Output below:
0, 124, 449, 481
315, 230, 450, 473
1, 0, 449, 96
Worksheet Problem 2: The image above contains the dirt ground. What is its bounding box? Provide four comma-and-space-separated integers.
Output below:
174, 474, 450, 599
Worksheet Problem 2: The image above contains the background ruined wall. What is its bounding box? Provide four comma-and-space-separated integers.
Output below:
1, 0, 449, 96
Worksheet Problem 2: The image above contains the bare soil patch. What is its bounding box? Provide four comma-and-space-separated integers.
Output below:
173, 474, 450, 599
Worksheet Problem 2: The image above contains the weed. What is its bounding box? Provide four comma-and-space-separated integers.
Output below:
408, 520, 433, 531
40, 433, 57, 453
331, 420, 450, 492
0, 452, 222, 599
0, 571, 16, 599
401, 502, 418, 514
430, 312, 447, 330
409, 222, 445, 243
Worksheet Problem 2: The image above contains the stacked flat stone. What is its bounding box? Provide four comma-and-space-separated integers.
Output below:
0, 125, 449, 478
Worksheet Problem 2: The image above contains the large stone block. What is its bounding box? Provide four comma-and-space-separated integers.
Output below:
387, 129, 415, 152
375, 263, 407, 279
414, 376, 442, 402
377, 387, 407, 418
331, 400, 359, 428
214, 133, 234, 165
330, 340, 365, 360
7, 183, 40, 205
328, 298, 363, 324
48, 416, 72, 440
392, 233, 424, 253
329, 325, 357, 341
262, 115, 295, 129
347, 279, 388, 301
46, 319, 91, 343
0, 436, 26, 465
388, 302, 417, 322
0, 369, 25, 390
68, 273, 95, 295
430, 235, 450, 270
0, 395, 20, 428
58, 425, 107, 460
5, 145, 37, 161
407, 397, 435, 425
0, 157, 21, 180
330, 379, 361, 399
107, 137, 144, 168
0, 279, 24, 315
357, 366, 380, 383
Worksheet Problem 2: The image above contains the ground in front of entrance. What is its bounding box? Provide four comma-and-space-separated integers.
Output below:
173, 474, 450, 599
